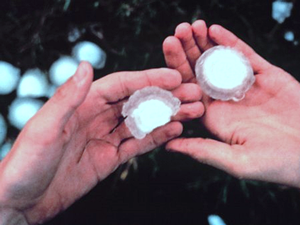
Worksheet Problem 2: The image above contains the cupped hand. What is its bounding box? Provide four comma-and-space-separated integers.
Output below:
0, 62, 203, 224
163, 20, 300, 188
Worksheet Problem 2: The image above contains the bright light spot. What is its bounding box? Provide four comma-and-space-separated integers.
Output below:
122, 87, 180, 139
132, 99, 173, 133
208, 215, 227, 225
8, 98, 44, 130
0, 61, 21, 95
195, 46, 255, 101
49, 56, 79, 86
17, 68, 49, 98
0, 141, 12, 160
272, 0, 293, 24
72, 41, 106, 69
203, 49, 247, 89
0, 114, 7, 145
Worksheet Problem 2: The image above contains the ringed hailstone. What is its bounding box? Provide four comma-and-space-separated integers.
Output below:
0, 61, 21, 95
17, 68, 49, 98
8, 98, 44, 130
0, 114, 7, 145
49, 56, 79, 86
195, 45, 255, 101
122, 86, 181, 139
72, 41, 106, 69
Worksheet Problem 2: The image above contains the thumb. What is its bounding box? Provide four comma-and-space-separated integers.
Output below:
166, 138, 246, 178
27, 62, 94, 134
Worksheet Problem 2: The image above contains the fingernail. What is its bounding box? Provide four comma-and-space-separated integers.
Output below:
73, 63, 87, 86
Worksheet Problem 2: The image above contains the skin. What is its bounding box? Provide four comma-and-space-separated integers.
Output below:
163, 20, 300, 188
0, 62, 204, 224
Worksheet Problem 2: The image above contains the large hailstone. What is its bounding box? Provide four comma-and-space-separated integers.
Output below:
8, 98, 44, 130
72, 41, 106, 69
122, 87, 181, 139
49, 56, 79, 86
17, 68, 49, 98
195, 46, 255, 101
0, 61, 21, 95
0, 114, 7, 145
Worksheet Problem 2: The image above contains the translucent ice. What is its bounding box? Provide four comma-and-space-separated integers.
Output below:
195, 46, 255, 101
49, 56, 79, 86
0, 114, 6, 145
72, 41, 106, 69
8, 98, 44, 130
208, 215, 227, 225
0, 61, 21, 95
122, 86, 181, 139
17, 68, 49, 98
272, 0, 293, 24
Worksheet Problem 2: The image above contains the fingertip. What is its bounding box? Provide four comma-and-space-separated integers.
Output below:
165, 138, 184, 151
164, 121, 183, 138
192, 20, 207, 30
175, 22, 192, 38
163, 36, 180, 52
208, 24, 223, 40
167, 68, 182, 86
73, 61, 94, 87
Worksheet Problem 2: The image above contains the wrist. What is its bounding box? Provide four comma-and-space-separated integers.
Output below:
0, 207, 29, 225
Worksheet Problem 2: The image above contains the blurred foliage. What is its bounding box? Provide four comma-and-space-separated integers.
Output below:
1, 0, 300, 224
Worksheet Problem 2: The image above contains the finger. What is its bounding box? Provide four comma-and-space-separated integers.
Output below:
172, 102, 204, 121
118, 122, 183, 164
97, 68, 182, 102
191, 20, 214, 51
26, 62, 93, 136
166, 138, 247, 178
163, 36, 196, 83
104, 122, 132, 147
175, 22, 201, 69
171, 83, 202, 103
208, 24, 271, 73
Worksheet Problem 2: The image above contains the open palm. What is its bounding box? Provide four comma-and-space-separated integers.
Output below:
163, 21, 300, 188
0, 62, 203, 224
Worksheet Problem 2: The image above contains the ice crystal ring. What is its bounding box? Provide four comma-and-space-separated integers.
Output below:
122, 86, 181, 139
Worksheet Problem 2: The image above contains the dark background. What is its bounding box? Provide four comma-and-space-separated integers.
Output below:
1, 0, 300, 224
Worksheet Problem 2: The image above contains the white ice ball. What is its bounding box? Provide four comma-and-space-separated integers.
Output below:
49, 56, 79, 86
72, 41, 106, 69
122, 86, 181, 139
195, 45, 255, 101
8, 98, 44, 130
17, 68, 49, 98
0, 114, 7, 145
0, 61, 21, 95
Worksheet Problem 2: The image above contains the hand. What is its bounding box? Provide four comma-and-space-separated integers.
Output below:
163, 20, 300, 188
0, 62, 203, 224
